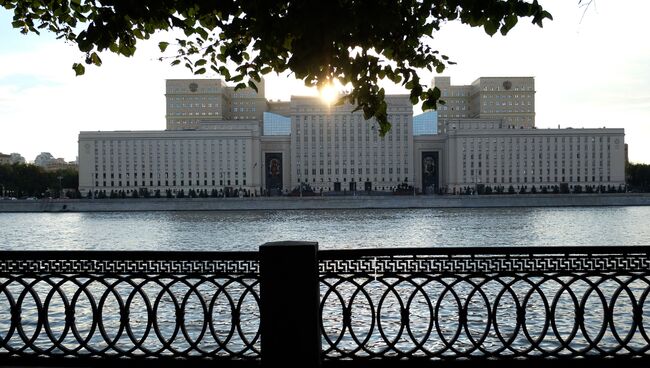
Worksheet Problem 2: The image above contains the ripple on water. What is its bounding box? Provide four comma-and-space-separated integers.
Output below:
0, 206, 648, 251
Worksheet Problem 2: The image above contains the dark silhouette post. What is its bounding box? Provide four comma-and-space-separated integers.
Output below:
260, 241, 321, 367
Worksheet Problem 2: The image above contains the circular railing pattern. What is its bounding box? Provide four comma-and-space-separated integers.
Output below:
0, 274, 260, 359
320, 273, 650, 360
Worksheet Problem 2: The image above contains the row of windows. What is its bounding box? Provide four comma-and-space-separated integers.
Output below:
296, 167, 409, 175
167, 96, 221, 102
463, 151, 611, 159
463, 160, 611, 169
232, 107, 257, 112
94, 171, 246, 179
168, 103, 221, 108
170, 112, 222, 116
481, 94, 533, 99
483, 101, 532, 106
483, 109, 533, 113
94, 179, 247, 187
295, 177, 408, 184
481, 86, 534, 91
460, 136, 618, 144
465, 167, 610, 176
167, 87, 222, 93
460, 175, 612, 184
94, 139, 250, 146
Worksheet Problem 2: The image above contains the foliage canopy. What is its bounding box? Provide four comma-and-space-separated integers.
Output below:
2, 0, 551, 134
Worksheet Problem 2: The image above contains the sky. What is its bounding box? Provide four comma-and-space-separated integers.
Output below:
0, 1, 649, 164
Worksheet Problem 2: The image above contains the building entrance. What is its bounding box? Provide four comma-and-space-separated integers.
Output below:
265, 153, 283, 194
421, 151, 440, 194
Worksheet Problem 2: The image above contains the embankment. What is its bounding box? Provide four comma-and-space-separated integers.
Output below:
1, 193, 649, 212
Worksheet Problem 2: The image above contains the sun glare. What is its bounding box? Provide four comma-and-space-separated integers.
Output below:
320, 84, 338, 105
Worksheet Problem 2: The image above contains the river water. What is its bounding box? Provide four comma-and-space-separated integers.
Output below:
1, 206, 650, 358
0, 206, 648, 251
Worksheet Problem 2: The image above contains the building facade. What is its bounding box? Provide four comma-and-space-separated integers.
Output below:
78, 77, 626, 196
165, 79, 267, 130
79, 121, 262, 194
433, 76, 535, 128
289, 95, 413, 192
443, 126, 625, 193
0, 153, 10, 165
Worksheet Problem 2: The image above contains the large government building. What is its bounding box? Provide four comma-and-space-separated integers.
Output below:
78, 77, 626, 195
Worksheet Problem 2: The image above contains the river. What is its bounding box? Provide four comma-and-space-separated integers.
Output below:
0, 206, 648, 250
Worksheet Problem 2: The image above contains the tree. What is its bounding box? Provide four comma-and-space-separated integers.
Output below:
627, 163, 650, 192
1, 0, 552, 135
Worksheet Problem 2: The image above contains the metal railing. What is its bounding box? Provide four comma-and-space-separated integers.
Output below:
0, 251, 260, 367
2, 244, 650, 367
319, 246, 650, 364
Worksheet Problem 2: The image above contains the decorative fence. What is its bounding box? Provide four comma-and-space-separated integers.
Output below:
0, 251, 261, 367
2, 244, 650, 367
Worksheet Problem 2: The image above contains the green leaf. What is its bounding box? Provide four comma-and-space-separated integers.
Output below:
158, 42, 169, 52
72, 63, 85, 76
90, 52, 101, 66
484, 21, 498, 36
194, 67, 206, 75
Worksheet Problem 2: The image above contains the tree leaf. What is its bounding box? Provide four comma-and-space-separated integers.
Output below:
90, 52, 101, 66
72, 63, 85, 76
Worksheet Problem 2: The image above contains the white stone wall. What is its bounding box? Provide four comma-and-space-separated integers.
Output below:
289, 96, 413, 191
445, 128, 626, 192
78, 121, 262, 194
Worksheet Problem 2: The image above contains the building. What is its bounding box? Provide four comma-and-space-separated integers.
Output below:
165, 79, 266, 130
0, 153, 10, 165
44, 158, 78, 172
79, 121, 262, 194
1, 152, 27, 165
78, 77, 626, 196
442, 125, 625, 193
34, 152, 55, 167
433, 76, 535, 128
9, 153, 26, 164
289, 95, 413, 192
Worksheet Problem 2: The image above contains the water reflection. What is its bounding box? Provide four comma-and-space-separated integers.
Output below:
0, 207, 649, 251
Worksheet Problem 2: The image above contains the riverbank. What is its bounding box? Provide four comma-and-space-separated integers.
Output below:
1, 193, 649, 212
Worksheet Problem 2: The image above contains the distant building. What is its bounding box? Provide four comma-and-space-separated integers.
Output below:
44, 158, 78, 172
34, 152, 55, 167
9, 153, 26, 164
0, 153, 10, 165
78, 76, 626, 196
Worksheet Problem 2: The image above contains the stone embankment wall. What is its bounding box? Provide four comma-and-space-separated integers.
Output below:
1, 194, 650, 212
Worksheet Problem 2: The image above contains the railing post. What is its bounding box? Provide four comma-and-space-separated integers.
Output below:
260, 241, 321, 367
